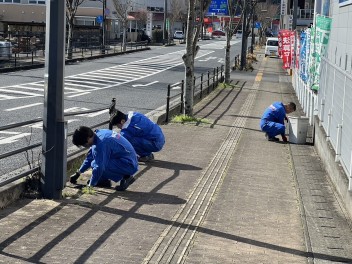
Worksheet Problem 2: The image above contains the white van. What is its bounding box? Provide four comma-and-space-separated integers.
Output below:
264, 37, 278, 57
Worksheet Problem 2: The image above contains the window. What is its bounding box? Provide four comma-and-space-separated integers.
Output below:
29, 0, 46, 4
1, 0, 21, 2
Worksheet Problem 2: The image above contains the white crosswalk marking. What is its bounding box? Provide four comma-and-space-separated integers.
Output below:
0, 44, 236, 100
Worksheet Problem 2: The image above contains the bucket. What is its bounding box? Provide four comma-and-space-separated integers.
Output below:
288, 116, 309, 144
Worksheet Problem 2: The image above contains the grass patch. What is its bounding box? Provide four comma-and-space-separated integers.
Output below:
82, 186, 96, 195
171, 115, 211, 124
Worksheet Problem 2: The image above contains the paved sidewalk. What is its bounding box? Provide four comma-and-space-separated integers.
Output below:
1, 50, 352, 263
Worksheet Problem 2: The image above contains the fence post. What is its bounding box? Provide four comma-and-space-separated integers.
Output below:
82, 48, 84, 58
200, 73, 203, 99
193, 76, 196, 97
220, 65, 223, 82
349, 150, 352, 191
207, 71, 210, 94
166, 84, 171, 123
31, 51, 34, 65
14, 53, 17, 68
213, 68, 216, 90
181, 80, 184, 114
335, 124, 342, 162
216, 67, 219, 84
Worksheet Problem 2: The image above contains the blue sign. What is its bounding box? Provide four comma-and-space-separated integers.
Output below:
207, 0, 228, 16
255, 22, 261, 28
96, 15, 103, 24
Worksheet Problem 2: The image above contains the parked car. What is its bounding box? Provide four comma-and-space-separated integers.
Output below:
211, 30, 226, 38
173, 31, 184, 39
235, 30, 242, 39
140, 33, 151, 43
264, 37, 279, 57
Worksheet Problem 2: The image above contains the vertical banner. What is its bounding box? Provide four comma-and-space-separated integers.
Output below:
299, 30, 309, 83
280, 30, 292, 69
146, 12, 153, 37
309, 15, 332, 91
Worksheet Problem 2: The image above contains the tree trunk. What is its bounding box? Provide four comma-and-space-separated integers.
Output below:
183, 1, 195, 116
225, 34, 231, 83
67, 20, 73, 60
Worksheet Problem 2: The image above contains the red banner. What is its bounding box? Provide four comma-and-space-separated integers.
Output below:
279, 30, 293, 69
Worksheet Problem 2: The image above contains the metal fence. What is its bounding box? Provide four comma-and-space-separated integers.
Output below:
165, 65, 225, 122
0, 107, 109, 187
0, 40, 149, 70
293, 57, 352, 185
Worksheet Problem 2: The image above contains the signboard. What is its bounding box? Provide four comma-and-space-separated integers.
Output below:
255, 22, 261, 28
339, 0, 352, 6
281, 0, 287, 15
279, 30, 292, 69
96, 15, 103, 24
146, 12, 153, 37
207, 0, 228, 16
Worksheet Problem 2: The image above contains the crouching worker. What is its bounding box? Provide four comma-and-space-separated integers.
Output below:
260, 101, 296, 142
109, 110, 165, 162
69, 126, 138, 191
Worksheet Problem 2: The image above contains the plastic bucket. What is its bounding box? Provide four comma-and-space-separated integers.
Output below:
288, 116, 309, 144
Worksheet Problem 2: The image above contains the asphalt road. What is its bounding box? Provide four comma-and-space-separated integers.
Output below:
0, 37, 242, 179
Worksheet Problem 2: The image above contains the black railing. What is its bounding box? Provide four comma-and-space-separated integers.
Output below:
165, 65, 225, 123
0, 107, 110, 187
0, 40, 149, 71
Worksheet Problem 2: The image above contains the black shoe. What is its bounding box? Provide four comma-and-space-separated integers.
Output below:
86, 178, 112, 188
116, 175, 135, 191
138, 153, 155, 162
265, 133, 279, 142
70, 172, 80, 184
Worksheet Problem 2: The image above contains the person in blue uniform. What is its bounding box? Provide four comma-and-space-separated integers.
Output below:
260, 101, 296, 142
109, 110, 165, 162
70, 126, 138, 191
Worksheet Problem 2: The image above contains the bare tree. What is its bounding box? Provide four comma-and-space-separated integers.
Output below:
168, 0, 187, 43
256, 3, 279, 44
111, 0, 133, 51
66, 0, 85, 60
224, 0, 244, 83
183, 0, 212, 116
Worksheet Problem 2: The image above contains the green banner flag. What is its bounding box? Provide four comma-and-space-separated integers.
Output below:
309, 15, 332, 91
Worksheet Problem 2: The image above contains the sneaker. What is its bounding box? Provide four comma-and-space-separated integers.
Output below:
138, 153, 155, 162
69, 172, 80, 184
265, 133, 279, 142
116, 175, 135, 191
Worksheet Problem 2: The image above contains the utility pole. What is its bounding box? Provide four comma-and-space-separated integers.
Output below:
251, 2, 255, 54
292, 0, 298, 30
41, 0, 67, 199
240, 0, 248, 70
163, 0, 167, 43
102, 0, 106, 54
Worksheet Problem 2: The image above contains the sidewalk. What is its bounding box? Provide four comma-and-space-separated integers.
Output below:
1, 49, 352, 263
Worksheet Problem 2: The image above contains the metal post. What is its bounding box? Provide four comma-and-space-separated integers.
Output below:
240, 0, 247, 70
251, 4, 255, 54
166, 84, 171, 123
102, 0, 106, 54
207, 71, 210, 94
41, 0, 66, 199
163, 0, 167, 43
180, 80, 184, 114
220, 65, 223, 81
213, 68, 216, 90
200, 73, 203, 98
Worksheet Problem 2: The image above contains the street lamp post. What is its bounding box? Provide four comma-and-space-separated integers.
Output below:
240, 0, 248, 70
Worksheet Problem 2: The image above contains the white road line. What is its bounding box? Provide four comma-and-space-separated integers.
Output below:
132, 81, 159, 87
5, 102, 43, 111
0, 88, 42, 96
67, 92, 91, 98
13, 85, 44, 91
